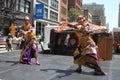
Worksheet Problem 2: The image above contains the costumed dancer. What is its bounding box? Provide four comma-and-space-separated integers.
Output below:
66, 15, 107, 75
15, 16, 40, 65
20, 31, 40, 65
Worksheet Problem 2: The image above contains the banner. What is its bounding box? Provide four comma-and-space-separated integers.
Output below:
35, 4, 44, 19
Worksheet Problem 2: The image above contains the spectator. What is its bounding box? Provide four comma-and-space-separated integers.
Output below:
6, 33, 13, 52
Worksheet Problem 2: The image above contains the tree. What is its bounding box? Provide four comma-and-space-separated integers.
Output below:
68, 7, 84, 22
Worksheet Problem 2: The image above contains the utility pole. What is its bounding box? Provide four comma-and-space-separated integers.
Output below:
33, 0, 36, 34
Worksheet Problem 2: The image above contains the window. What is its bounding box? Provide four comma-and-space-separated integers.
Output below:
62, 0, 67, 4
36, 22, 47, 40
51, 0, 58, 10
20, 0, 25, 12
4, 0, 11, 8
41, 0, 48, 4
68, 0, 74, 4
77, 0, 80, 5
16, 0, 30, 13
61, 6, 66, 15
50, 11, 58, 22
25, 1, 30, 13
44, 8, 48, 19
16, 0, 19, 11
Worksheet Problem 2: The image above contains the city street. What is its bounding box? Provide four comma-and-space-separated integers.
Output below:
0, 0, 120, 80
0, 49, 120, 80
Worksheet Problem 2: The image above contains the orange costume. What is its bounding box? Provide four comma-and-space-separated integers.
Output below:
19, 18, 39, 65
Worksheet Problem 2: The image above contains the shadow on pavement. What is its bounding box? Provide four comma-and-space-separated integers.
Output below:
40, 68, 95, 79
40, 68, 75, 78
0, 60, 19, 66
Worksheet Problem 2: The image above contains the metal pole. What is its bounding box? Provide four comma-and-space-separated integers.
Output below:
33, 0, 36, 34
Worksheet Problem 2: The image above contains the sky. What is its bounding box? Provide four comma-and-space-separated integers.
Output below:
83, 0, 120, 31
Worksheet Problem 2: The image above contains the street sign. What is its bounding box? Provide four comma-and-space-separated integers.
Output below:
35, 4, 44, 19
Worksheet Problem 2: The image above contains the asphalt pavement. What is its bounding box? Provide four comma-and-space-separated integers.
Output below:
0, 49, 120, 80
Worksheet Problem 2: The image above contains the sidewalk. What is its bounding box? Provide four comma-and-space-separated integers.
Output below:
0, 48, 7, 53
0, 44, 42, 53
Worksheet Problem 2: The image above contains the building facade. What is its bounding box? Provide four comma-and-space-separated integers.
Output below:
0, 0, 16, 36
83, 9, 92, 23
0, 0, 84, 41
68, 0, 83, 22
83, 3, 106, 26
0, 0, 60, 41
0, 0, 32, 36
118, 3, 120, 27
33, 0, 60, 40
68, 0, 82, 10
60, 0, 68, 22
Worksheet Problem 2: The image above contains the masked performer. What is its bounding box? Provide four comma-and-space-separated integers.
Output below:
67, 16, 107, 75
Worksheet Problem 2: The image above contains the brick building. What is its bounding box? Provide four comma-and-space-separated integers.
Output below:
60, 0, 68, 22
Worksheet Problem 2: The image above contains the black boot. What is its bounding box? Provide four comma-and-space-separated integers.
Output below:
75, 65, 82, 73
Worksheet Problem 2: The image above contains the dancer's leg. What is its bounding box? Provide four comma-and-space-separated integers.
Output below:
75, 65, 82, 73
32, 42, 40, 65
34, 52, 40, 65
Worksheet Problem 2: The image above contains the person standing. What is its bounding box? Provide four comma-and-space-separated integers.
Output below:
6, 33, 13, 52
